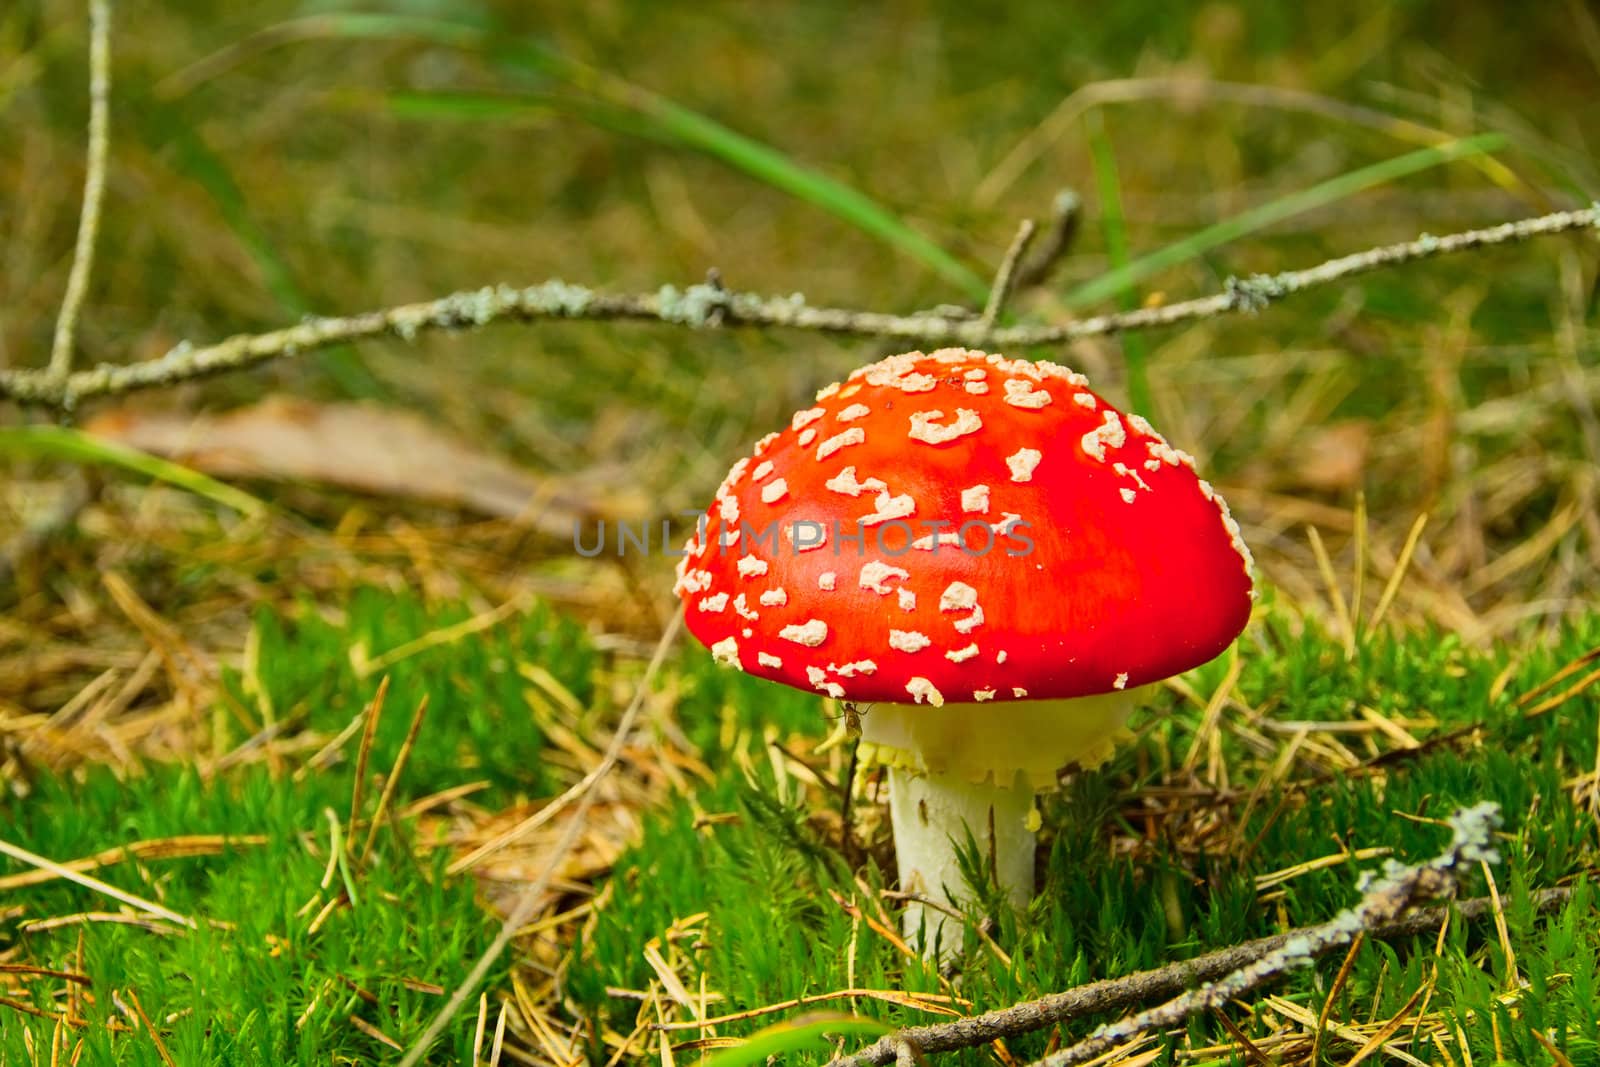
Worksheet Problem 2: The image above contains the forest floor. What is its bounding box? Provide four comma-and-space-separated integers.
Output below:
3, 2, 1599, 1064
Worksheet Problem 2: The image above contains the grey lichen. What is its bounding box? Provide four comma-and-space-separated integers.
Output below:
734, 290, 805, 319
1035, 801, 1505, 1067
464, 286, 499, 326
10, 207, 1592, 413
1052, 189, 1082, 216
652, 285, 808, 326
431, 286, 501, 329
519, 280, 594, 317
656, 283, 730, 327
392, 315, 421, 342
1224, 273, 1288, 313
1446, 800, 1504, 865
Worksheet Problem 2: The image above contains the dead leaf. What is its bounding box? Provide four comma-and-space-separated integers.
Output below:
86, 398, 637, 534
1292, 419, 1371, 492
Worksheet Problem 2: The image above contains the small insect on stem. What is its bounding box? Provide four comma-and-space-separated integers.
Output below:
841, 701, 872, 735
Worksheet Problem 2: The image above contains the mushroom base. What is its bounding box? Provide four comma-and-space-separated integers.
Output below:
886, 764, 1033, 958
860, 691, 1143, 958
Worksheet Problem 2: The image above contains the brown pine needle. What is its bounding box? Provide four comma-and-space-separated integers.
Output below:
1313, 931, 1366, 1063
355, 595, 527, 678
345, 675, 390, 850
0, 838, 196, 929
1307, 525, 1354, 650
1368, 511, 1429, 632
1209, 1008, 1275, 1067
472, 993, 489, 1065
1523, 664, 1600, 718
1182, 649, 1243, 773
489, 1002, 509, 1067
0, 994, 59, 1022
1529, 1026, 1578, 1067
1344, 983, 1429, 1067
828, 889, 918, 961
1515, 643, 1600, 707
292, 701, 372, 783
358, 693, 429, 865
124, 989, 176, 1067
1351, 491, 1369, 649
1480, 860, 1518, 989
0, 963, 91, 986
348, 1013, 404, 1051
0, 834, 269, 892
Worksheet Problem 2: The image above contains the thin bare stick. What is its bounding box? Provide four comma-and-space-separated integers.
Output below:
827, 847, 1563, 1067
1013, 190, 1082, 291
3, 207, 1595, 410
395, 608, 684, 1067
47, 0, 112, 383
979, 220, 1037, 332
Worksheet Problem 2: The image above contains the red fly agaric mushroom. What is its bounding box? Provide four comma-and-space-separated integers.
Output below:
674, 349, 1253, 956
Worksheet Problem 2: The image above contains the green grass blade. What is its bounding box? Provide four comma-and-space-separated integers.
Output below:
1064, 132, 1508, 309
127, 87, 384, 398
1086, 114, 1152, 416
523, 50, 987, 300
175, 13, 986, 299
383, 90, 676, 147
700, 1015, 891, 1067
384, 90, 557, 123
0, 426, 267, 517
166, 119, 304, 315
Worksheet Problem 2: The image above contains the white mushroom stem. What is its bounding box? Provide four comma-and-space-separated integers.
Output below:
860, 689, 1144, 958
886, 763, 1033, 954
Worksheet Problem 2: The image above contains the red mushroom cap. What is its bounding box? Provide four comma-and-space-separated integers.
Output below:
674, 349, 1254, 707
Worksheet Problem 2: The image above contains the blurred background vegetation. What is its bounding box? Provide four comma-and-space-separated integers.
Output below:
2, 0, 1597, 655
2, 1, 1599, 1063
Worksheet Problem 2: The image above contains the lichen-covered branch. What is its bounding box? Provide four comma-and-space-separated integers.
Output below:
1023, 802, 1502, 1067
3, 208, 1595, 412
828, 804, 1535, 1067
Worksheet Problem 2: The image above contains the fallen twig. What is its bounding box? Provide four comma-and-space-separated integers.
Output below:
2, 208, 1594, 411
829, 808, 1557, 1067
46, 0, 112, 382
978, 219, 1037, 331
1011, 190, 1082, 292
